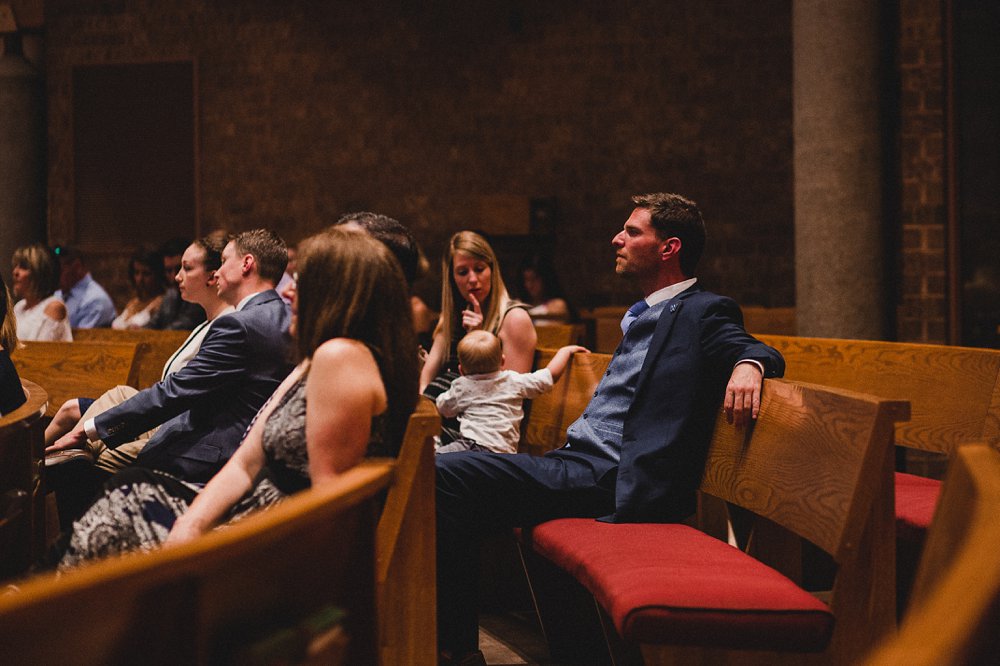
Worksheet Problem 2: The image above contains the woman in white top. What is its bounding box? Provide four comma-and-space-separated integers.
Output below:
44, 236, 233, 449
111, 248, 167, 330
11, 243, 72, 342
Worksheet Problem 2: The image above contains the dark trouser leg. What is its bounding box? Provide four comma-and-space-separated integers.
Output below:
435, 452, 615, 655
47, 461, 113, 529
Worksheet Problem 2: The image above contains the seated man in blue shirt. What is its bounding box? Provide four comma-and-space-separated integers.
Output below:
54, 245, 116, 328
435, 193, 786, 665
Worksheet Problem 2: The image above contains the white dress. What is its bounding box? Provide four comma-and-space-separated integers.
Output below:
14, 295, 73, 341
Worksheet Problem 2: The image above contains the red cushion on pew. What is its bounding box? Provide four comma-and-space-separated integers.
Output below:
895, 471, 941, 544
527, 518, 833, 652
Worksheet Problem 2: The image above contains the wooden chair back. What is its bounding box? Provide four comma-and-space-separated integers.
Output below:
11, 341, 146, 417
374, 397, 440, 665
534, 323, 584, 349
73, 328, 193, 389
521, 348, 612, 456
0, 379, 48, 578
864, 445, 1000, 665
0, 463, 393, 665
758, 335, 1000, 455
741, 306, 797, 335
651, 379, 909, 665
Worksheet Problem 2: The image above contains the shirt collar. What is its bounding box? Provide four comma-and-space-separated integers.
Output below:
643, 277, 698, 308
236, 290, 265, 311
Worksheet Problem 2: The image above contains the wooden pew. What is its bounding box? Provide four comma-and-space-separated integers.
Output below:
0, 463, 392, 665
11, 341, 146, 417
521, 379, 909, 665
375, 397, 439, 665
864, 445, 1000, 665
0, 379, 48, 578
520, 348, 612, 456
534, 323, 584, 349
73, 328, 193, 389
757, 334, 1000, 605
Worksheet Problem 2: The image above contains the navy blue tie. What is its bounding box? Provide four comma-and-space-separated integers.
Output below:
620, 299, 650, 333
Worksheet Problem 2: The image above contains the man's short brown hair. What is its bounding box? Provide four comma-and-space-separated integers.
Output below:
231, 229, 288, 285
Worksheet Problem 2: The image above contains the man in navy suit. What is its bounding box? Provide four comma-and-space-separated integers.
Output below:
47, 229, 293, 522
435, 193, 785, 664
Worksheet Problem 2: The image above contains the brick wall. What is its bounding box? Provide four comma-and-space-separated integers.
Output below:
897, 0, 948, 343
45, 0, 794, 310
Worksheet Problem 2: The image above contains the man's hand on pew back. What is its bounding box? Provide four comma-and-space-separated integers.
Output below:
724, 361, 764, 429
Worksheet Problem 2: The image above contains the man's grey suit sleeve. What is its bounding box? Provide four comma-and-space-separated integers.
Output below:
94, 313, 250, 448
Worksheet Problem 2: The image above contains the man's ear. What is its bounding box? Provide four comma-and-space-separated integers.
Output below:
660, 237, 681, 261
242, 254, 255, 277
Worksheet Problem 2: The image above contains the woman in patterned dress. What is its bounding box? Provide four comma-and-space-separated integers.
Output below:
59, 227, 419, 567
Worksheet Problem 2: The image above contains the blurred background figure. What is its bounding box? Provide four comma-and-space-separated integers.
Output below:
0, 270, 27, 416
146, 237, 207, 330
111, 247, 167, 330
11, 243, 72, 341
53, 245, 116, 328
518, 253, 574, 326
276, 242, 298, 305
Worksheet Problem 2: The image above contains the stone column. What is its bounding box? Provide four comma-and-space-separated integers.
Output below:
0, 39, 46, 269
793, 1, 885, 339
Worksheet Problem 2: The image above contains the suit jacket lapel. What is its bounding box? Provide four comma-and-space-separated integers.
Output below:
634, 285, 700, 395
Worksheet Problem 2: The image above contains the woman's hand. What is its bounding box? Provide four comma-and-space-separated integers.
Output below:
164, 515, 206, 548
461, 293, 484, 332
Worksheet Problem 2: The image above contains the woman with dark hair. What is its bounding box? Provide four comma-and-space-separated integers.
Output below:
58, 227, 419, 566
111, 248, 167, 330
11, 243, 71, 341
519, 253, 574, 325
0, 271, 27, 416
44, 236, 232, 453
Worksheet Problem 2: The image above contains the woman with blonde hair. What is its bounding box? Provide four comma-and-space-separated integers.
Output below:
10, 243, 71, 341
0, 272, 27, 416
420, 231, 536, 444
58, 227, 419, 566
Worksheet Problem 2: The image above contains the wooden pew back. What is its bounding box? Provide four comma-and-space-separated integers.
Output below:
864, 445, 1000, 665
73, 328, 193, 389
534, 323, 584, 349
645, 379, 909, 665
375, 397, 440, 665
520, 348, 613, 456
11, 341, 145, 417
0, 379, 48, 578
758, 335, 1000, 455
0, 464, 393, 665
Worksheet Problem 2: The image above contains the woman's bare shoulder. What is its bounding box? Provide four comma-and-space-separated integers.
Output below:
43, 299, 67, 321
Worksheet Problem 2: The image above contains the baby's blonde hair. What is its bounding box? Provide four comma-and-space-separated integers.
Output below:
457, 330, 503, 375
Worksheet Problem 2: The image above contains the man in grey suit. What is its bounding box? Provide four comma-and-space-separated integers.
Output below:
47, 229, 293, 523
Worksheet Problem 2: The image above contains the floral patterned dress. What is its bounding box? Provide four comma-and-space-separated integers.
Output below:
59, 376, 388, 569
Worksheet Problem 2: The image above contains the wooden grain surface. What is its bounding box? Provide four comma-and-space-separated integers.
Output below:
73, 328, 192, 389
11, 341, 145, 417
0, 463, 392, 665
522, 348, 612, 455
864, 445, 1000, 665
759, 335, 1000, 454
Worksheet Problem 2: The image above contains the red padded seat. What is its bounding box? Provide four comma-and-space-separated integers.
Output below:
525, 518, 834, 652
895, 471, 942, 544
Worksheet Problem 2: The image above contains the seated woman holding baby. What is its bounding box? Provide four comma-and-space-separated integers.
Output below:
58, 227, 419, 567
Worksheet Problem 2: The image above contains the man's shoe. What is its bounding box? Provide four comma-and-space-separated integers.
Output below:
44, 448, 94, 467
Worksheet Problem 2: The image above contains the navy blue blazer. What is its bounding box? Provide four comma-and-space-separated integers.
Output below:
94, 290, 293, 482
550, 286, 785, 523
